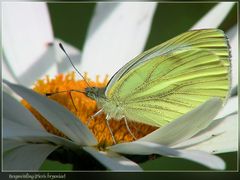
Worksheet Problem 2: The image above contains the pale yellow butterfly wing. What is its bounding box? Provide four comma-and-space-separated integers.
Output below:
105, 29, 230, 127
105, 29, 230, 94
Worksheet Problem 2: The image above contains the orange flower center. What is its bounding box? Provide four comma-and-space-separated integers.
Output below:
22, 72, 157, 148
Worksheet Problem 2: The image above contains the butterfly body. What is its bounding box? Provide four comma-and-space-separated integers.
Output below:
85, 29, 230, 128
85, 87, 126, 120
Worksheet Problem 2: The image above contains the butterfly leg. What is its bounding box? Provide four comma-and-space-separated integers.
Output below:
106, 115, 116, 144
87, 109, 103, 126
128, 121, 142, 135
124, 117, 136, 140
68, 91, 77, 111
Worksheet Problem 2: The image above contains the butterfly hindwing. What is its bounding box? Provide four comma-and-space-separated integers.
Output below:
106, 48, 230, 127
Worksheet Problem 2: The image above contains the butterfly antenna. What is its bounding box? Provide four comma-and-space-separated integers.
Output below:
59, 43, 91, 87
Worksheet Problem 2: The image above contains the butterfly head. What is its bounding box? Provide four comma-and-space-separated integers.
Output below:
85, 87, 105, 100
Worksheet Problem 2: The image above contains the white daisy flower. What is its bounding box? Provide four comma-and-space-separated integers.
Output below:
2, 2, 238, 171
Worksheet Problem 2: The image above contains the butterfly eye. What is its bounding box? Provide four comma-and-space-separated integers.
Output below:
85, 87, 98, 100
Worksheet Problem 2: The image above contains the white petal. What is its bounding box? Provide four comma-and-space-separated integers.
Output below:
3, 91, 44, 130
138, 98, 222, 146
3, 139, 26, 152
83, 147, 142, 171
227, 25, 238, 88
2, 2, 57, 86
109, 141, 225, 170
2, 59, 18, 84
54, 38, 82, 74
3, 119, 80, 151
191, 2, 235, 29
215, 96, 237, 119
3, 143, 59, 170
3, 118, 53, 139
4, 80, 97, 146
174, 113, 238, 154
80, 2, 157, 79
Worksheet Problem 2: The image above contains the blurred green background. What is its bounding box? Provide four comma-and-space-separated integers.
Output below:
40, 2, 238, 171
47, 2, 237, 50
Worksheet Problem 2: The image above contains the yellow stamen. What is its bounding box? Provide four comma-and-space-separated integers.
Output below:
22, 72, 157, 148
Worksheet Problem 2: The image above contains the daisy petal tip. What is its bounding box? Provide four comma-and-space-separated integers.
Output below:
191, 2, 235, 29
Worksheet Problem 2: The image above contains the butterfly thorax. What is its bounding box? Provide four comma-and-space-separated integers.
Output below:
85, 87, 125, 120
85, 87, 106, 100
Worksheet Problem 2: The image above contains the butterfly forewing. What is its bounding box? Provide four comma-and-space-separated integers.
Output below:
105, 29, 230, 95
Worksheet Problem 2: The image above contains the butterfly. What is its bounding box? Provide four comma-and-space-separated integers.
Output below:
60, 29, 231, 143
